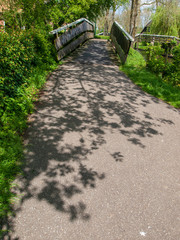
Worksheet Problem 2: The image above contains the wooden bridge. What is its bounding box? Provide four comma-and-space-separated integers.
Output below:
49, 18, 134, 64
50, 18, 180, 65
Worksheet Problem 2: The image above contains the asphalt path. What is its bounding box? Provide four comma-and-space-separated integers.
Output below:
5, 39, 180, 239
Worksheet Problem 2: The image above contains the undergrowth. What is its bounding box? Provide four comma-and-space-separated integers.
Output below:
120, 48, 180, 108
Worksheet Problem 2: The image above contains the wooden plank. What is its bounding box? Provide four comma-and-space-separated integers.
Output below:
57, 32, 94, 60
55, 21, 94, 51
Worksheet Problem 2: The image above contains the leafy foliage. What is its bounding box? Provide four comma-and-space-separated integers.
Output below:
146, 44, 165, 74
2, 0, 115, 31
145, 42, 180, 87
163, 44, 180, 86
0, 29, 55, 97
150, 2, 180, 37
0, 31, 35, 97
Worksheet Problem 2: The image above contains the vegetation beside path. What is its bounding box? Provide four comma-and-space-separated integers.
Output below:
0, 30, 59, 236
120, 48, 180, 108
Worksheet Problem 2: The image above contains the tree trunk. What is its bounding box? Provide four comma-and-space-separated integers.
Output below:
112, 5, 116, 23
129, 0, 140, 46
129, 0, 134, 35
104, 9, 109, 36
132, 0, 140, 39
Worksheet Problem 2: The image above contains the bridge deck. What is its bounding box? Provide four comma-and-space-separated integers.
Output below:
7, 39, 180, 240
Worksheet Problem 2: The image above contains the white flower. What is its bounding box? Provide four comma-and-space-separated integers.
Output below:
140, 231, 147, 236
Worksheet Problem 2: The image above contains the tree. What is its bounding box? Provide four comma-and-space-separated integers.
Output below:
96, 0, 128, 35
150, 1, 180, 37
103, 9, 110, 35
1, 0, 116, 31
129, 0, 140, 39
0, 0, 22, 30
111, 0, 127, 22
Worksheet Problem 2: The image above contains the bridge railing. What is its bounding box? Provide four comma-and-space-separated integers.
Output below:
110, 21, 134, 64
135, 34, 180, 45
50, 18, 94, 60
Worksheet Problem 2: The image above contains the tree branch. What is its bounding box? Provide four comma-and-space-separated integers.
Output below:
140, 1, 156, 7
140, 0, 166, 7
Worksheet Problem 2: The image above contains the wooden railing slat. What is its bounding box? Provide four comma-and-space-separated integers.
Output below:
55, 21, 93, 51
57, 32, 94, 60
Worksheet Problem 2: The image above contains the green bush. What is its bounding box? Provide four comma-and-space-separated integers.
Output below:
146, 44, 165, 75
31, 28, 56, 65
145, 43, 180, 87
0, 29, 56, 99
0, 31, 36, 97
164, 44, 180, 86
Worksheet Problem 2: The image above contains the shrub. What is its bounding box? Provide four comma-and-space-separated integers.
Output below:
145, 42, 180, 87
31, 28, 55, 65
0, 31, 36, 97
146, 44, 166, 75
164, 44, 180, 86
0, 29, 56, 99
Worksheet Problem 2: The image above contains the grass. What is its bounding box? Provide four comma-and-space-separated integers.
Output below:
134, 42, 147, 50
95, 35, 110, 40
0, 61, 58, 237
120, 48, 180, 108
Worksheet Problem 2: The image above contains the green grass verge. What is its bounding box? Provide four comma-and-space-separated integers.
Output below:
95, 35, 110, 40
0, 62, 58, 237
120, 48, 180, 108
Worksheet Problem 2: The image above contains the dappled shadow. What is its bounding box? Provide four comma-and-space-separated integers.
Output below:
3, 39, 177, 239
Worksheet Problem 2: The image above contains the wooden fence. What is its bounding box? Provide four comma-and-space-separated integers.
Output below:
50, 18, 94, 60
110, 21, 134, 64
135, 34, 180, 46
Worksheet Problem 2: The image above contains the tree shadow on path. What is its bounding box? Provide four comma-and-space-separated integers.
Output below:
3, 39, 176, 239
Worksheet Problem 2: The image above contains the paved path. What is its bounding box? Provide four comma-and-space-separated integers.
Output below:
6, 39, 180, 239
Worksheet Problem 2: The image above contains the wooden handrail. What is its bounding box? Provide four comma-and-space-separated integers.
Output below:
114, 21, 134, 42
49, 18, 94, 35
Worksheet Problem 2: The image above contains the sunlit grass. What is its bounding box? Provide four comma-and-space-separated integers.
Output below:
95, 35, 110, 40
120, 48, 180, 108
